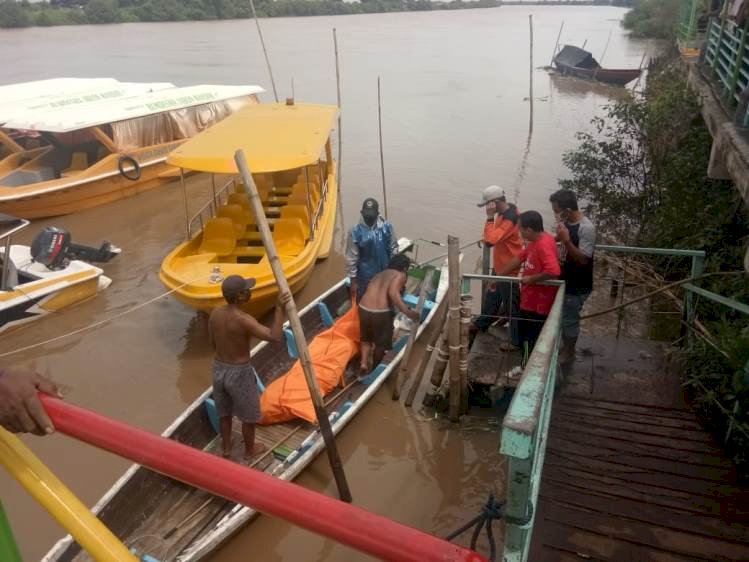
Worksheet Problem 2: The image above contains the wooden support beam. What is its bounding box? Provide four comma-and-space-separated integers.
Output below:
90, 126, 117, 153
0, 130, 23, 154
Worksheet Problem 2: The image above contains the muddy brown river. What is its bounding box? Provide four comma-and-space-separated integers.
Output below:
1, 6, 653, 560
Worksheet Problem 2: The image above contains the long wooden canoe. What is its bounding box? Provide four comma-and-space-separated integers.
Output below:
43, 247, 448, 562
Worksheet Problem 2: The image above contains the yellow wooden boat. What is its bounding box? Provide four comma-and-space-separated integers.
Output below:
0, 78, 263, 218
159, 102, 339, 316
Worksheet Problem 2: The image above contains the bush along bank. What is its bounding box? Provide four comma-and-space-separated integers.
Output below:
560, 57, 749, 477
0, 0, 500, 29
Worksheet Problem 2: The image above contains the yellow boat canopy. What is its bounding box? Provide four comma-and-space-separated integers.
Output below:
167, 102, 339, 174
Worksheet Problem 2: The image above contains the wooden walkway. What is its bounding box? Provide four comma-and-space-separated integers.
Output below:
529, 336, 749, 562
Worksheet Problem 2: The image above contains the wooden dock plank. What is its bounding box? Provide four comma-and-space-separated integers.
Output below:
530, 335, 749, 562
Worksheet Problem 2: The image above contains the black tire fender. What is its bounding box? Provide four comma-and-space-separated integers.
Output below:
118, 155, 141, 181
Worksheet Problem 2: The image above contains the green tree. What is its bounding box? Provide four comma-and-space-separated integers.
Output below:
622, 0, 681, 39
0, 0, 31, 27
561, 63, 749, 475
84, 0, 120, 23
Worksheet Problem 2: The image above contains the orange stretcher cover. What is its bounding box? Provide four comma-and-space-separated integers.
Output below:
260, 305, 360, 424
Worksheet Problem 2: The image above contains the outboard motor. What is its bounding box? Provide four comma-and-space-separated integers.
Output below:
30, 226, 121, 270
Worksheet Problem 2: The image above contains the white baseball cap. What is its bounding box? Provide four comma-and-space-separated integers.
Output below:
477, 185, 505, 207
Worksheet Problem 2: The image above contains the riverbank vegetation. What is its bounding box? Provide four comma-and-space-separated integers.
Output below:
0, 0, 499, 28
561, 59, 749, 476
621, 0, 680, 39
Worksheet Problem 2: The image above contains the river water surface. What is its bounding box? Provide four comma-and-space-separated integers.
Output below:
0, 7, 653, 560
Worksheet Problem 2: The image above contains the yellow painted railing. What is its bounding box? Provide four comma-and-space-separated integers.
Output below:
0, 428, 138, 562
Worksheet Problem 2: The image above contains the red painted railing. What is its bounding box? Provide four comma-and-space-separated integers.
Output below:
41, 395, 487, 562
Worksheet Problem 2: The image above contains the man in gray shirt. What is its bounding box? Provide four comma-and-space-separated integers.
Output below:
549, 189, 596, 364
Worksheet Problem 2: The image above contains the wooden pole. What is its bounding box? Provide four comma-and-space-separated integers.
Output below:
593, 30, 612, 82
249, 0, 279, 102
392, 270, 435, 400
422, 325, 449, 407
631, 51, 648, 91
446, 235, 461, 422
458, 295, 471, 414
234, 149, 352, 503
333, 28, 343, 192
405, 301, 448, 407
599, 29, 613, 64
377, 76, 389, 220
550, 21, 564, 66
180, 168, 190, 240
528, 14, 533, 124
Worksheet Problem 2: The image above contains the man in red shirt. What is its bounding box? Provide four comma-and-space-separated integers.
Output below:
495, 210, 561, 354
473, 185, 523, 336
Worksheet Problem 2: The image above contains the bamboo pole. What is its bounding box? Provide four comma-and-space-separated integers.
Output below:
405, 300, 448, 407
631, 51, 648, 91
392, 270, 435, 400
593, 30, 612, 82
422, 324, 450, 407
333, 28, 343, 192
550, 21, 564, 66
377, 76, 389, 219
529, 15, 534, 104
234, 149, 351, 502
446, 235, 462, 422
249, 0, 278, 102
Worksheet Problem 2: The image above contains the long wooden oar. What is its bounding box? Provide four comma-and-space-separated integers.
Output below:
392, 270, 435, 400
235, 149, 352, 503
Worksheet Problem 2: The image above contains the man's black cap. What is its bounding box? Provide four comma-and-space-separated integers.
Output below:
221, 275, 256, 301
361, 198, 379, 216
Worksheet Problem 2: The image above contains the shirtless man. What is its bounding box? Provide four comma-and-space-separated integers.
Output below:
208, 275, 291, 461
358, 254, 420, 375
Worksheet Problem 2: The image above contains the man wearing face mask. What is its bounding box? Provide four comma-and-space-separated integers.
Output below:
345, 198, 398, 302
472, 185, 523, 345
549, 189, 597, 364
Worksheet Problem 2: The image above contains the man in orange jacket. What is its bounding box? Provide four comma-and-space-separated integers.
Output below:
472, 185, 524, 344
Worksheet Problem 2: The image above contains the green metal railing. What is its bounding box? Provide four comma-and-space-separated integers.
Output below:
704, 17, 749, 126
678, 0, 700, 44
462, 273, 565, 562
477, 244, 745, 562
499, 286, 564, 562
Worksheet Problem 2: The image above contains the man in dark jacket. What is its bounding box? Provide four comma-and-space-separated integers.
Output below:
345, 198, 398, 302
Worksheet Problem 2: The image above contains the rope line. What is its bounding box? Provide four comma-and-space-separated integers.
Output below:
446, 493, 504, 562
0, 276, 203, 359
579, 271, 745, 320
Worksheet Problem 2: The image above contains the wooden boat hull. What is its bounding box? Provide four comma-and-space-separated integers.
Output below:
43, 253, 449, 562
554, 62, 642, 86
159, 164, 339, 317
0, 141, 184, 219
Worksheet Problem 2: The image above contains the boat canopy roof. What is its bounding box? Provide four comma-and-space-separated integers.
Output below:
1, 81, 264, 133
555, 45, 599, 70
0, 213, 28, 240
0, 79, 174, 125
167, 102, 339, 174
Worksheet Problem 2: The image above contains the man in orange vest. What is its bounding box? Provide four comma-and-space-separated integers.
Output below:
472, 185, 524, 345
